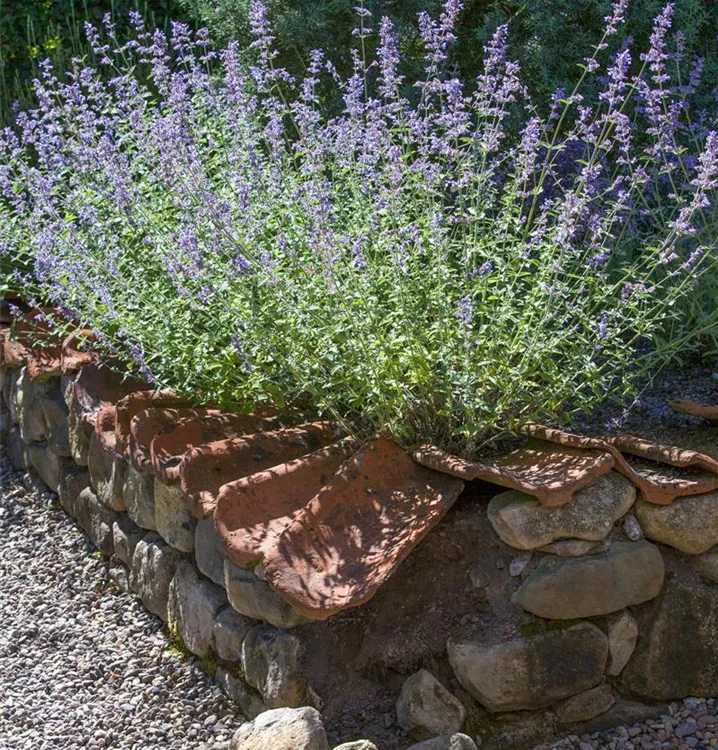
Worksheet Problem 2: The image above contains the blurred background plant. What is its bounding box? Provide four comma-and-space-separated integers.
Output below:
4, 0, 718, 124
0, 0, 182, 124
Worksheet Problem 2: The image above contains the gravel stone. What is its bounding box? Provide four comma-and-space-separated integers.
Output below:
0, 445, 244, 750
535, 697, 718, 750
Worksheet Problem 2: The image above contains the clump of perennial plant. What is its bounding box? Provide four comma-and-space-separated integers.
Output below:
0, 0, 716, 455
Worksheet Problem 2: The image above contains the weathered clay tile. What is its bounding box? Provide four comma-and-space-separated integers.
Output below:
669, 399, 718, 424
114, 390, 190, 457
71, 363, 149, 422
129, 407, 222, 474
60, 329, 99, 374
1, 326, 30, 369
263, 437, 465, 620
521, 424, 718, 505
413, 439, 615, 507
150, 411, 280, 483
180, 422, 340, 519
69, 364, 149, 464
5, 308, 66, 381
215, 438, 359, 568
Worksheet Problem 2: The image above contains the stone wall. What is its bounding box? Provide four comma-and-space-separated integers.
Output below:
4, 315, 718, 750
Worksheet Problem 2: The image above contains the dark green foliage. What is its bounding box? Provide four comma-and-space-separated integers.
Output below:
0, 0, 184, 124
177, 0, 718, 111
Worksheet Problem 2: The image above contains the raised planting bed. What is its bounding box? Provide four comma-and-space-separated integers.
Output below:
4, 314, 718, 750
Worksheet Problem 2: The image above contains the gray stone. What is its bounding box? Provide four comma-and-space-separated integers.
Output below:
155, 477, 195, 553
0, 397, 11, 442
7, 425, 28, 470
447, 622, 608, 713
27, 442, 68, 493
405, 736, 478, 750
40, 384, 70, 456
512, 541, 664, 619
225, 560, 310, 629
578, 698, 668, 735
620, 580, 718, 699
537, 539, 607, 557
109, 562, 131, 593
229, 707, 329, 750
397, 669, 466, 740
88, 432, 127, 511
60, 373, 76, 410
333, 743, 381, 750
509, 552, 532, 577
553, 683, 615, 724
112, 515, 144, 567
58, 464, 90, 516
690, 546, 718, 582
216, 667, 266, 720
623, 513, 643, 541
16, 367, 47, 443
213, 607, 255, 663
3, 367, 20, 424
195, 517, 227, 587
167, 561, 226, 656
123, 465, 156, 530
130, 533, 183, 621
68, 408, 92, 465
242, 625, 308, 709
476, 710, 556, 750
604, 609, 638, 676
635, 492, 718, 554
488, 472, 635, 550
73, 487, 117, 556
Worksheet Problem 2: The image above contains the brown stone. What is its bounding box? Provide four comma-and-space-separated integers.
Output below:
263, 438, 465, 620
114, 390, 189, 457
413, 439, 614, 507
180, 422, 339, 519
60, 329, 99, 374
215, 438, 358, 567
151, 411, 278, 483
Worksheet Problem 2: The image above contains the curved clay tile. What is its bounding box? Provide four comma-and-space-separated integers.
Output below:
521, 424, 718, 505
71, 364, 150, 427
1, 327, 29, 369
180, 422, 340, 520
412, 439, 615, 507
114, 391, 190, 456
263, 437, 465, 620
670, 399, 718, 424
128, 407, 225, 473
1, 308, 64, 374
150, 411, 281, 484
60, 330, 99, 374
215, 438, 358, 568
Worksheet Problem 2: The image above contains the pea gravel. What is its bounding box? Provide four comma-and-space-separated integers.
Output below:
0, 447, 244, 750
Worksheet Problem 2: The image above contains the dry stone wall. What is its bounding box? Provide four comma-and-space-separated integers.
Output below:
4, 311, 718, 750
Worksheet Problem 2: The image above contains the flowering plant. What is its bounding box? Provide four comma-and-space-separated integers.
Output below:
1, 0, 716, 454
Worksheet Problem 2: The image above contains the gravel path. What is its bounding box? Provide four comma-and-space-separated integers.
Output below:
536, 698, 718, 749
0, 447, 243, 750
